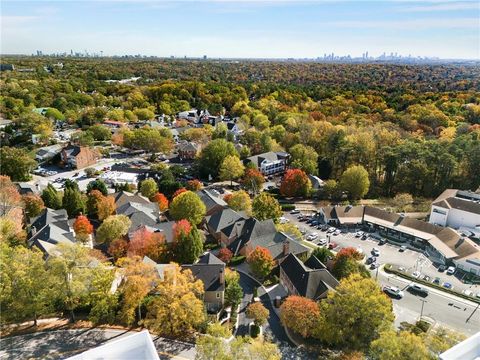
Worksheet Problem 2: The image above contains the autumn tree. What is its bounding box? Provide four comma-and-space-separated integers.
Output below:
0, 147, 37, 181
127, 227, 166, 262
242, 168, 265, 194
140, 178, 158, 199
317, 274, 394, 351
97, 195, 116, 221
86, 189, 104, 218
246, 302, 269, 327
96, 215, 131, 245
332, 247, 370, 280
391, 193, 413, 212
311, 246, 334, 264
22, 194, 45, 218
73, 215, 94, 243
172, 187, 188, 198
173, 220, 204, 264
247, 246, 274, 280
280, 168, 312, 197
224, 268, 243, 309
424, 327, 466, 357
280, 296, 321, 338
218, 248, 233, 264
152, 192, 169, 211
117, 256, 157, 325
186, 179, 203, 191
169, 191, 206, 225
219, 155, 245, 185
275, 222, 302, 240
143, 264, 205, 337
370, 330, 429, 360
252, 192, 282, 221
108, 238, 129, 261
0, 176, 22, 216
225, 190, 252, 215
339, 165, 370, 200
289, 143, 318, 175
87, 266, 119, 325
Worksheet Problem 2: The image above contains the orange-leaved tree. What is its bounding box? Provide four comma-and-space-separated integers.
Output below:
218, 248, 233, 264
280, 295, 320, 338
73, 215, 94, 243
186, 179, 202, 191
152, 192, 169, 212
172, 187, 187, 199
127, 227, 166, 262
247, 246, 274, 280
280, 168, 311, 197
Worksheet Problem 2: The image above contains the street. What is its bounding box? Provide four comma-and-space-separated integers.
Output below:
283, 211, 480, 336
0, 329, 195, 360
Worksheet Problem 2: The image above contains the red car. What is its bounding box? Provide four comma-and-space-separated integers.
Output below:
328, 242, 338, 249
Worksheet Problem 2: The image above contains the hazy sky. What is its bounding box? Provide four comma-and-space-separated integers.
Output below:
1, 0, 479, 59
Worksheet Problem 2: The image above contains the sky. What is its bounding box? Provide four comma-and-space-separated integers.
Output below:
1, 0, 479, 59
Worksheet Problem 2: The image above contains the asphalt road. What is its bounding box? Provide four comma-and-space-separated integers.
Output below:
0, 328, 195, 360
283, 211, 480, 336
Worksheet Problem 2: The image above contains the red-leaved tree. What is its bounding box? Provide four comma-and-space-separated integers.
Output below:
172, 219, 192, 239
127, 227, 166, 262
152, 192, 169, 212
108, 238, 129, 260
242, 169, 265, 194
186, 179, 202, 191
280, 168, 311, 197
218, 248, 233, 264
172, 187, 187, 199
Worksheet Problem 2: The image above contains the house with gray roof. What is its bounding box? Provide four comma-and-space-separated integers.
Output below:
35, 144, 63, 162
205, 208, 248, 244
279, 253, 339, 300
27, 208, 76, 257
196, 189, 228, 216
244, 151, 289, 176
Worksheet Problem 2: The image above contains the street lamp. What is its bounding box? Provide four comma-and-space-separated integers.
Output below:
419, 299, 427, 319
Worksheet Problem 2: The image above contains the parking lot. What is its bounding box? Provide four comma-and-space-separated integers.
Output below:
283, 211, 479, 296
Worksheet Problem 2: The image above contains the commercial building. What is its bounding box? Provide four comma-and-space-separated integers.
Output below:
244, 151, 289, 176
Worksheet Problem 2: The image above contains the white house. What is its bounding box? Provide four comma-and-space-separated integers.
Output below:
244, 151, 290, 176
429, 189, 480, 237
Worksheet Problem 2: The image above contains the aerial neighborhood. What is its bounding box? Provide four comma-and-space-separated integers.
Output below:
0, 57, 479, 360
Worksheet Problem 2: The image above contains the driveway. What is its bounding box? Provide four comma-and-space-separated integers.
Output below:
0, 328, 195, 360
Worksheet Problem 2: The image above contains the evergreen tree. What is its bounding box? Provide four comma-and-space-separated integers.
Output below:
62, 187, 86, 218
41, 184, 62, 209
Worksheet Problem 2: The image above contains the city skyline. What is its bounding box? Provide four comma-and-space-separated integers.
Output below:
1, 0, 479, 60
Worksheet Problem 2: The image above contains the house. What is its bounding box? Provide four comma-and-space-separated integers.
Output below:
0, 64, 15, 71
35, 144, 63, 162
279, 253, 339, 300
320, 205, 365, 227
226, 122, 243, 137
244, 151, 289, 176
177, 141, 200, 160
16, 182, 40, 195
67, 330, 160, 360
104, 120, 126, 132
0, 118, 13, 130
182, 253, 226, 313
177, 109, 211, 124
363, 206, 480, 274
308, 175, 325, 191
229, 218, 310, 263
196, 189, 228, 216
440, 331, 480, 360
27, 208, 76, 257
61, 144, 99, 169
429, 189, 480, 238
115, 198, 161, 239
205, 208, 248, 244
112, 191, 151, 208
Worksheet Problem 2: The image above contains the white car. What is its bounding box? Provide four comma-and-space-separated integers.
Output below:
334, 229, 341, 236
371, 247, 380, 256
383, 286, 404, 299
279, 217, 289, 224
317, 238, 327, 245
411, 271, 421, 278
355, 231, 364, 238
327, 227, 336, 233
306, 233, 318, 241
446, 266, 456, 275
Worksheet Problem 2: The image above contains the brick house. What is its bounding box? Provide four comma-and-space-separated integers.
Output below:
177, 141, 200, 160
61, 144, 99, 169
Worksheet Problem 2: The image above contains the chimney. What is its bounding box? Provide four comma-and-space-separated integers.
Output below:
283, 241, 290, 256
219, 269, 225, 285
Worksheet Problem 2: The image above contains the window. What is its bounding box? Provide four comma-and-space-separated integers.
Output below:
216, 292, 220, 298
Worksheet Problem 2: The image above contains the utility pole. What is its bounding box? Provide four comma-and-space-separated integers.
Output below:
419, 299, 427, 319
376, 264, 380, 280
466, 303, 479, 323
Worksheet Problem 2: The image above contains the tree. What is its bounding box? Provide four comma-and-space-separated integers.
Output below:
218, 248, 233, 264
424, 327, 466, 357
96, 215, 131, 245
117, 256, 157, 325
86, 189, 104, 217
169, 191, 206, 225
339, 165, 370, 200
140, 178, 158, 199
206, 321, 231, 338
42, 184, 62, 210
198, 138, 238, 178
0, 176, 22, 216
280, 296, 320, 338
252, 193, 282, 221
22, 194, 45, 218
370, 330, 429, 360
127, 227, 166, 262
219, 155, 245, 185
87, 266, 118, 325
73, 215, 93, 243
246, 302, 269, 327
391, 193, 413, 211
317, 274, 394, 351
88, 124, 112, 141
62, 187, 86, 218
86, 179, 108, 196
0, 147, 37, 181
0, 217, 26, 246
108, 238, 129, 261
242, 168, 265, 194
323, 179, 340, 200
247, 246, 274, 280
275, 222, 302, 240
311, 246, 334, 264
143, 264, 205, 337
173, 221, 204, 264
332, 248, 370, 280
225, 190, 252, 215
0, 245, 52, 326
289, 144, 318, 175
152, 192, 169, 211
186, 179, 203, 191
97, 195, 116, 221
45, 107, 65, 121
280, 169, 312, 197
172, 187, 188, 198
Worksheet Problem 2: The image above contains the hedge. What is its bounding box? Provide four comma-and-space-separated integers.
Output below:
230, 255, 246, 266
384, 264, 480, 304
281, 204, 296, 211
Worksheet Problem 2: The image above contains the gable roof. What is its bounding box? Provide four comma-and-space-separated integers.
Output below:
182, 254, 225, 292
28, 208, 75, 253
112, 191, 150, 208
322, 205, 364, 224
197, 252, 224, 265
196, 189, 228, 213
245, 151, 288, 168
206, 208, 247, 234
280, 254, 339, 300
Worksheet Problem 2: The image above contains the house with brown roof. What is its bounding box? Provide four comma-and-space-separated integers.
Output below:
320, 205, 364, 227
61, 144, 99, 169
177, 141, 200, 160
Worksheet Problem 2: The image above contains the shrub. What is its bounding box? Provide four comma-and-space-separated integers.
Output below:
281, 204, 296, 211
230, 255, 246, 266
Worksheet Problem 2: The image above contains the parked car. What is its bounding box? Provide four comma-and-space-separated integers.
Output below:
334, 229, 341, 236
438, 265, 447, 272
290, 209, 300, 214
464, 289, 474, 297
379, 238, 387, 245
355, 231, 364, 238
383, 286, 404, 299
433, 277, 441, 285
298, 216, 307, 222
443, 282, 453, 289
306, 233, 318, 241
321, 225, 329, 231
411, 271, 421, 278
422, 275, 431, 282
317, 238, 327, 246
300, 228, 307, 235
371, 248, 380, 256
408, 284, 429, 297
328, 242, 338, 249
398, 267, 406, 272
370, 262, 379, 270
327, 227, 336, 233
361, 234, 368, 240
399, 245, 407, 252
279, 217, 289, 224
446, 266, 456, 275
366, 256, 376, 265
